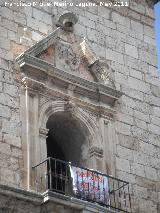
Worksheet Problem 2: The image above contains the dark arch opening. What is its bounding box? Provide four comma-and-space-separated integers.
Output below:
46, 130, 66, 161
46, 112, 90, 166
46, 112, 90, 193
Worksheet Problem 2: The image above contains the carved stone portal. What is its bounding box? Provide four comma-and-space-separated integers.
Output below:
16, 12, 122, 190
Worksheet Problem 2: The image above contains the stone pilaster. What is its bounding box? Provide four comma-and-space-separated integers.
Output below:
39, 128, 49, 163
89, 146, 104, 171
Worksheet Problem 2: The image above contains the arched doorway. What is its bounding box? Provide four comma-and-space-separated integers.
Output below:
46, 112, 90, 193
46, 111, 90, 166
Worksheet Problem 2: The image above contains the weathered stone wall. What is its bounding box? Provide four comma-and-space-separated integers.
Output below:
0, 0, 160, 212
0, 184, 114, 213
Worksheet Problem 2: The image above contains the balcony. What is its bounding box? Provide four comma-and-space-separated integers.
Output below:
32, 157, 132, 213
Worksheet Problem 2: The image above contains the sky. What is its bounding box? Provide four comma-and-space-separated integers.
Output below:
155, 2, 160, 72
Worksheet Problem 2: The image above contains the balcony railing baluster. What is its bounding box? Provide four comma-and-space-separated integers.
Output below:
32, 158, 132, 213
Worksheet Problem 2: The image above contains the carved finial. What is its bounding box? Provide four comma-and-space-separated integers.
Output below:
57, 11, 78, 32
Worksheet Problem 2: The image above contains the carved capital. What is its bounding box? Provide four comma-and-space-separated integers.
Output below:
21, 77, 45, 92
29, 91, 37, 97
104, 120, 109, 125
89, 146, 103, 158
39, 128, 49, 138
21, 77, 28, 89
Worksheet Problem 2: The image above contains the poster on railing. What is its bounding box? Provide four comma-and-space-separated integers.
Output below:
70, 166, 110, 205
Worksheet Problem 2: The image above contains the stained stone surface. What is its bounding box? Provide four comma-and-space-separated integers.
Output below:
0, 184, 115, 213
0, 0, 160, 213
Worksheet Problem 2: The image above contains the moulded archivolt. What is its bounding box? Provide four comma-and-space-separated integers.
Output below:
38, 100, 103, 149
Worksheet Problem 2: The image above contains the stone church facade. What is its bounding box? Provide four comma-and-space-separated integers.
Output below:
0, 0, 160, 212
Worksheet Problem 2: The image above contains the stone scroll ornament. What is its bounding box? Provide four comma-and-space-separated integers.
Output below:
90, 61, 115, 88
80, 39, 115, 88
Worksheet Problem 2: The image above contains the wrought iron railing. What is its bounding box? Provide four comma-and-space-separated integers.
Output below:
32, 157, 132, 213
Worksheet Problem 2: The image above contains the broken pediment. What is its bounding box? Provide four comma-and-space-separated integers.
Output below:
37, 38, 95, 82
16, 12, 122, 107
36, 37, 116, 86
16, 26, 116, 86
80, 39, 115, 88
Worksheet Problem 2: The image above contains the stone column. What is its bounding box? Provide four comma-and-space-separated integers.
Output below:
20, 77, 50, 191
28, 91, 39, 190
20, 86, 29, 189
20, 78, 40, 190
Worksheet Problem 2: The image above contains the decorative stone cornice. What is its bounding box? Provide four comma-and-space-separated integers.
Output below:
0, 184, 42, 203
21, 77, 45, 91
43, 191, 115, 212
16, 27, 60, 58
17, 54, 122, 106
21, 77, 117, 119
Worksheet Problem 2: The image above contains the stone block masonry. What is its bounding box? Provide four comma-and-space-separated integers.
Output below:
0, 0, 160, 213
0, 184, 114, 213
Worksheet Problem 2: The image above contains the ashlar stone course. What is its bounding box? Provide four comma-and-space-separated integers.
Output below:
0, 1, 159, 213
